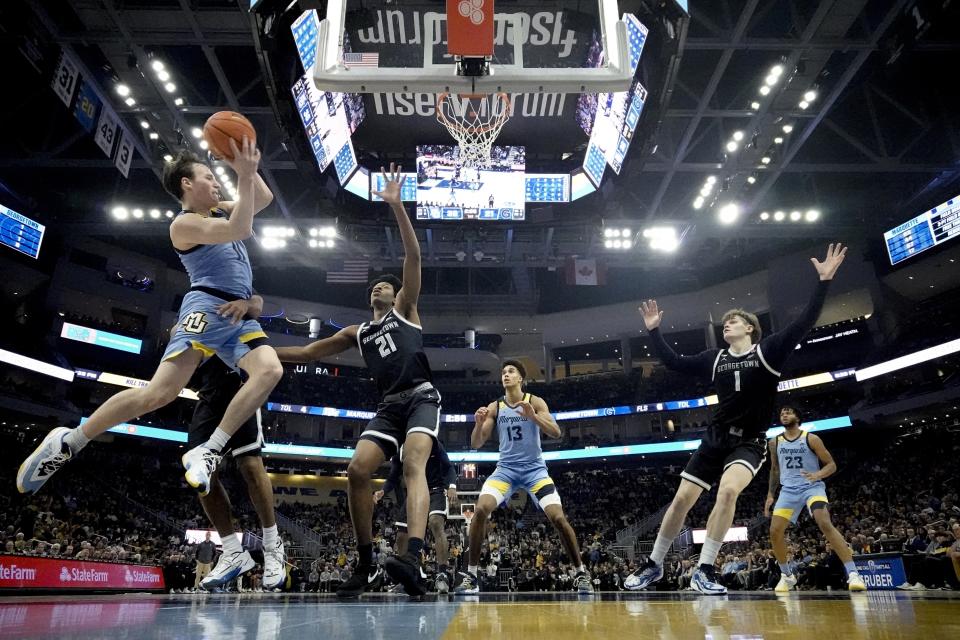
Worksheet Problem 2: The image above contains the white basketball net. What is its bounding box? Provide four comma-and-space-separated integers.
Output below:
436, 93, 511, 168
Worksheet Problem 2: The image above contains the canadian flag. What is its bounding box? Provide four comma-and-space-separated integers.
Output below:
564, 258, 607, 286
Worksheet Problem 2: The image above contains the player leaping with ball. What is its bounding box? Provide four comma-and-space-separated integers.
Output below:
625, 244, 847, 595
18, 130, 283, 499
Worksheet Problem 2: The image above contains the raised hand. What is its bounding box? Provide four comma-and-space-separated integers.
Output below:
225, 136, 261, 178
516, 400, 536, 419
372, 162, 405, 205
639, 299, 664, 331
474, 406, 489, 425
373, 489, 384, 503
810, 243, 847, 281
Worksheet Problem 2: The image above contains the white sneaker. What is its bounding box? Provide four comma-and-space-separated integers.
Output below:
201, 550, 255, 591
17, 427, 73, 494
775, 573, 798, 593
896, 582, 914, 590
262, 540, 286, 590
182, 445, 222, 496
847, 572, 867, 592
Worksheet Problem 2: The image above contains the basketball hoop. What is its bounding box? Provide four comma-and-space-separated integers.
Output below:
436, 92, 511, 168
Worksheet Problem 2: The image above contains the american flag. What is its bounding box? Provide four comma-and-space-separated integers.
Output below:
343, 52, 379, 68
326, 259, 370, 283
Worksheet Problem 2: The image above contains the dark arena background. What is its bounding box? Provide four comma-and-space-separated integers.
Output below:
1, 0, 959, 637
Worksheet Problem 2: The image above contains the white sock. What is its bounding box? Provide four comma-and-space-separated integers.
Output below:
64, 427, 90, 454
699, 537, 723, 567
221, 533, 242, 556
204, 428, 231, 452
263, 524, 278, 548
649, 534, 672, 566
468, 565, 478, 576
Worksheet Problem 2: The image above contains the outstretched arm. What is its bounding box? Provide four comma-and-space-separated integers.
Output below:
761, 243, 847, 369
273, 326, 358, 363
640, 300, 719, 378
374, 163, 421, 321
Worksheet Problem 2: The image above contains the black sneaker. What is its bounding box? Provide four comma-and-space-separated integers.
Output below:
336, 564, 383, 598
385, 552, 427, 597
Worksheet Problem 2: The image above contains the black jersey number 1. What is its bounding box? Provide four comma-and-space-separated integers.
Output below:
376, 333, 397, 358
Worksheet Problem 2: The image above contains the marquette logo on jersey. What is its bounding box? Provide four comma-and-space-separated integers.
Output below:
779, 446, 808, 455
499, 415, 526, 425
181, 311, 209, 334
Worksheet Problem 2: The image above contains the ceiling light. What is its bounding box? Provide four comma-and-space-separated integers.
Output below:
215, 166, 226, 175
726, 140, 739, 152
747, 176, 756, 184
621, 228, 631, 237
604, 228, 616, 238
760, 212, 770, 221
774, 136, 784, 144
139, 120, 150, 129
111, 206, 129, 220
774, 210, 785, 221
174, 97, 184, 106
761, 156, 771, 164
770, 64, 784, 76
199, 140, 209, 150
693, 196, 704, 209
622, 240, 632, 250
319, 226, 336, 238
191, 127, 203, 139
805, 209, 820, 222
790, 210, 802, 221
718, 203, 740, 225
164, 82, 176, 93
132, 208, 144, 219
261, 238, 287, 250
156, 69, 170, 82
604, 239, 614, 249
163, 154, 173, 162
165, 210, 174, 218
700, 186, 712, 198
148, 132, 159, 140
759, 85, 771, 96
326, 239, 335, 248
149, 208, 161, 219
124, 97, 136, 107
782, 124, 794, 133
115, 84, 131, 97
151, 60, 165, 72
706, 175, 717, 185
308, 239, 318, 248
750, 101, 760, 110
765, 74, 778, 86
732, 131, 744, 142
612, 239, 623, 249
798, 100, 809, 110
804, 90, 817, 102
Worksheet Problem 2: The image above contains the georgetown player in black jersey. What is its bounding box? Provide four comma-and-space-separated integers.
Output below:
625, 243, 847, 594
275, 164, 439, 598
374, 440, 458, 593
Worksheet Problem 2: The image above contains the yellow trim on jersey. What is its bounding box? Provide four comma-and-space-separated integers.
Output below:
530, 477, 554, 493
773, 508, 795, 519
524, 393, 531, 403
805, 495, 829, 508
189, 340, 216, 357
498, 400, 506, 410
483, 479, 511, 495
239, 331, 268, 343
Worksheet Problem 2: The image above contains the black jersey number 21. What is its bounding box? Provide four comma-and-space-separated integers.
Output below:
376, 334, 397, 358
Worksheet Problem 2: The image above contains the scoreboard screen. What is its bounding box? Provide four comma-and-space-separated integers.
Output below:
0, 205, 45, 259
525, 175, 570, 203
884, 194, 960, 265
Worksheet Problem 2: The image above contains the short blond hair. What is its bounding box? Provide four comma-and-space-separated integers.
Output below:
721, 308, 762, 343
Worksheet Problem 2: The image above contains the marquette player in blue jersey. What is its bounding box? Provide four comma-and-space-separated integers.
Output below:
453, 360, 593, 595
766, 406, 866, 592
625, 244, 847, 594
275, 164, 439, 598
374, 440, 458, 593
17, 137, 283, 498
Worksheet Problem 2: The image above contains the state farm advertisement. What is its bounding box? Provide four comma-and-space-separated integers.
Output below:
0, 555, 164, 591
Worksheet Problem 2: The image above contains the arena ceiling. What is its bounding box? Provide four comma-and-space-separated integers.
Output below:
1, 0, 959, 313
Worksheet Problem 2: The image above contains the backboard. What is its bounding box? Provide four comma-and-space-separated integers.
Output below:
313, 0, 634, 95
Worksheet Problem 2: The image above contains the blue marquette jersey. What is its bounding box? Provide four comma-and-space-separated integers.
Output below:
174, 208, 253, 299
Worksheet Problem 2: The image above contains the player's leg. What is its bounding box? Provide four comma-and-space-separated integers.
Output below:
237, 452, 286, 590
385, 432, 434, 595
769, 514, 798, 592
197, 471, 256, 590
215, 344, 282, 439
338, 436, 387, 597
454, 493, 498, 594
541, 495, 593, 594
428, 512, 450, 593
16, 348, 202, 494
692, 463, 755, 594
811, 502, 866, 591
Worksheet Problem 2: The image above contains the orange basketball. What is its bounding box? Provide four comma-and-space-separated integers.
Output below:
203, 111, 256, 160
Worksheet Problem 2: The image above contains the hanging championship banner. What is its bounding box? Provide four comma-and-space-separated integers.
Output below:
73, 79, 101, 133
94, 106, 120, 157
51, 49, 80, 107
114, 128, 134, 178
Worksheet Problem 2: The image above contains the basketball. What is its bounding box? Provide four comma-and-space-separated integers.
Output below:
203, 111, 256, 160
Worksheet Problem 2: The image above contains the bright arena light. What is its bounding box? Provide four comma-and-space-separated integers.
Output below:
760, 211, 770, 221
151, 60, 165, 72
149, 209, 161, 219
124, 97, 136, 107
759, 85, 771, 96
115, 84, 130, 97
750, 101, 760, 110
718, 203, 740, 225
156, 70, 170, 82
804, 90, 818, 102
726, 141, 739, 153
199, 140, 209, 150
163, 154, 173, 162
799, 100, 810, 110
770, 64, 784, 76
706, 175, 717, 185
621, 228, 631, 238
774, 136, 784, 144
782, 124, 794, 133
732, 131, 744, 142
761, 156, 771, 165
774, 210, 785, 221
604, 239, 614, 248
765, 74, 778, 86
261, 238, 287, 250
191, 127, 203, 139
790, 210, 802, 221
164, 82, 176, 93
215, 166, 226, 176
805, 209, 820, 222
111, 206, 129, 221
148, 132, 159, 140
604, 228, 617, 238
747, 176, 757, 184
644, 226, 679, 252
319, 226, 336, 238
693, 196, 705, 209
